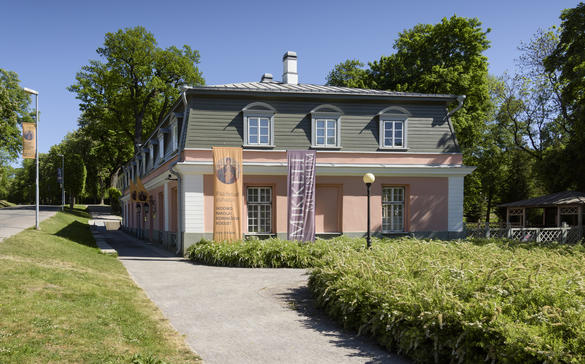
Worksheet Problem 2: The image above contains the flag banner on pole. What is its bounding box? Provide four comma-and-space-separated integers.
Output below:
135, 178, 149, 203
22, 122, 36, 159
57, 168, 62, 184
213, 147, 243, 242
287, 150, 316, 242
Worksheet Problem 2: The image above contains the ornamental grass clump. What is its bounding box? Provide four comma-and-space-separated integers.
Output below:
309, 240, 585, 363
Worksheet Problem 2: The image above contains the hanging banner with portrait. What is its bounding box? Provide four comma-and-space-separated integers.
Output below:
213, 147, 243, 242
287, 150, 316, 242
22, 122, 36, 159
135, 177, 149, 203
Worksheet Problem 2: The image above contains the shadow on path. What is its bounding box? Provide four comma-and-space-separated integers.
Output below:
276, 285, 407, 364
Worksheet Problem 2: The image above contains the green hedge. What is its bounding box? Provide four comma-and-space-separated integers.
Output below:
187, 237, 366, 268
309, 240, 585, 363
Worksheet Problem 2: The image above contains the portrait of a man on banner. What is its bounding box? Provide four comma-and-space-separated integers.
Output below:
212, 147, 243, 242
22, 122, 36, 159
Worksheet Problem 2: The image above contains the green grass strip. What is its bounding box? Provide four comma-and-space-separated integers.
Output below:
0, 208, 199, 363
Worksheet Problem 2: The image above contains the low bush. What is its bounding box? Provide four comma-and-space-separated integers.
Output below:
187, 236, 366, 268
309, 239, 585, 363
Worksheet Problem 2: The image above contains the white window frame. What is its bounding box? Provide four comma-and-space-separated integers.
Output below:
311, 109, 342, 149
148, 144, 154, 169
379, 115, 408, 149
243, 111, 275, 147
158, 133, 164, 159
247, 186, 273, 234
382, 186, 405, 233
171, 122, 178, 151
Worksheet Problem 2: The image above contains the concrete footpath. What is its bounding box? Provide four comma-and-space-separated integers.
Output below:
87, 210, 407, 363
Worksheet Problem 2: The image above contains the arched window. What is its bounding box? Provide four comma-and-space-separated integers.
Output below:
310, 104, 343, 148
242, 102, 276, 147
378, 106, 410, 149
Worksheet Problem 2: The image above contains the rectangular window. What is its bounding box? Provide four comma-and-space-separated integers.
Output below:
383, 120, 404, 148
247, 187, 272, 233
247, 117, 271, 145
382, 187, 405, 232
315, 119, 337, 147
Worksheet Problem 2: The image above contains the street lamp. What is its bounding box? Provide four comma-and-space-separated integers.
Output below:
24, 87, 39, 230
58, 154, 64, 211
363, 173, 375, 248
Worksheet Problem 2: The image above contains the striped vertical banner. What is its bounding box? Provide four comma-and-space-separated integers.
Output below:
287, 150, 316, 242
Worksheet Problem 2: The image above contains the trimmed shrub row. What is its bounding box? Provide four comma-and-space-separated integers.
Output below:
186, 237, 366, 268
309, 240, 585, 363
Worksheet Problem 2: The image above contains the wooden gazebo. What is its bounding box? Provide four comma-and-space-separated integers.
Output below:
499, 191, 585, 228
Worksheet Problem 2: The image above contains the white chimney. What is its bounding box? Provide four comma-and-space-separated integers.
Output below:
282, 51, 298, 85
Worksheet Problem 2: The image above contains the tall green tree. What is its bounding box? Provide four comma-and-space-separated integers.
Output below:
0, 68, 31, 160
545, 2, 585, 191
64, 153, 86, 208
69, 26, 204, 155
327, 16, 492, 220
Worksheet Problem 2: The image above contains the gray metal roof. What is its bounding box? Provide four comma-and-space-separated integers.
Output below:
186, 82, 458, 99
499, 191, 585, 208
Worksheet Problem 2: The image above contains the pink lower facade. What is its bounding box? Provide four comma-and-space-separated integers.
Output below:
121, 150, 471, 254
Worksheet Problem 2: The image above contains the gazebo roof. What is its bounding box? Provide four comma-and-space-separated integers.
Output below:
499, 191, 585, 208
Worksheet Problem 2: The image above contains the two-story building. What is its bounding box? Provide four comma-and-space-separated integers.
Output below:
118, 51, 475, 254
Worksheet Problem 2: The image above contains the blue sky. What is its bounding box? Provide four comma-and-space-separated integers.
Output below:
1, 0, 579, 163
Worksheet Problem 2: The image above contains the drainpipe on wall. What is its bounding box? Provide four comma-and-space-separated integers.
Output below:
447, 95, 466, 118
168, 88, 190, 255
169, 165, 182, 255
445, 95, 466, 150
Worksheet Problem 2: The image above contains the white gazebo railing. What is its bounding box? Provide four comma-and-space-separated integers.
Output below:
466, 224, 584, 244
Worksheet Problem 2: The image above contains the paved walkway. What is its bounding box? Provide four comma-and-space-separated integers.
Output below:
0, 205, 59, 242
89, 211, 407, 363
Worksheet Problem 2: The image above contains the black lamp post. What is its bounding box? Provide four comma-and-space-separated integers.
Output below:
363, 173, 375, 248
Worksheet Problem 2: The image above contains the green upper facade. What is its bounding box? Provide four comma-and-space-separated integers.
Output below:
182, 85, 461, 153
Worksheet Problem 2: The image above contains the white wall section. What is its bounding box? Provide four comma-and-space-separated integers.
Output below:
448, 176, 464, 232
182, 173, 204, 233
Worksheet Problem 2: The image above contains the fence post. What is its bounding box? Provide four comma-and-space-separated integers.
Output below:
561, 222, 568, 244
536, 228, 541, 243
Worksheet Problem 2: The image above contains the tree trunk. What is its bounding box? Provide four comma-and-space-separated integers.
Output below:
70, 195, 76, 209
110, 166, 121, 189
134, 113, 143, 153
100, 197, 104, 205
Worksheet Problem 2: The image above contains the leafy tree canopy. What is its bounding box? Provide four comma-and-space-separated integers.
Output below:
545, 2, 585, 191
69, 26, 205, 154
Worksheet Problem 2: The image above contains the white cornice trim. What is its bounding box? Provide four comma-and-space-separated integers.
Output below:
183, 147, 463, 155
174, 160, 475, 177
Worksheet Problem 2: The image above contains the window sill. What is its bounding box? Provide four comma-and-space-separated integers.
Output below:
243, 144, 275, 149
244, 233, 276, 240
311, 146, 343, 150
378, 147, 409, 152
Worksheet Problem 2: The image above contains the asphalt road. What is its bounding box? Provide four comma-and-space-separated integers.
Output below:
97, 227, 408, 364
0, 205, 59, 242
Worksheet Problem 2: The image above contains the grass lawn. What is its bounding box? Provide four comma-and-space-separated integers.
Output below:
0, 208, 200, 363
